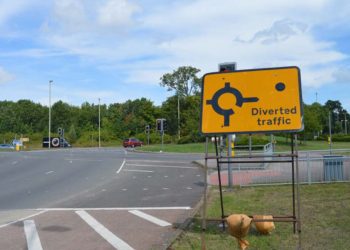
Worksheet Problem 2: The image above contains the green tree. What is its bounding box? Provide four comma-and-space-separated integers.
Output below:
160, 66, 201, 138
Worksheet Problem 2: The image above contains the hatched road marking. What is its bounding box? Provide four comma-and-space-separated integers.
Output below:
128, 210, 171, 227
76, 210, 134, 250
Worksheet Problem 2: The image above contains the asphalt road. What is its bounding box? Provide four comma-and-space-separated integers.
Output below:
0, 148, 205, 249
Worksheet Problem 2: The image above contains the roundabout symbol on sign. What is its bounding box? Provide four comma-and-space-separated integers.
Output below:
206, 82, 259, 127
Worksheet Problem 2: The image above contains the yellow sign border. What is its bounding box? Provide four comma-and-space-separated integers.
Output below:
200, 66, 304, 135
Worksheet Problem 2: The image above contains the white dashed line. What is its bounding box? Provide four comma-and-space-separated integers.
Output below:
45, 171, 54, 175
186, 187, 193, 190
143, 188, 149, 191
24, 220, 43, 250
122, 189, 127, 191
129, 210, 171, 227
164, 175, 168, 178
162, 187, 169, 190
76, 210, 134, 250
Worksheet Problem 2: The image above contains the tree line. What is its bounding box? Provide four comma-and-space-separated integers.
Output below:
0, 66, 349, 145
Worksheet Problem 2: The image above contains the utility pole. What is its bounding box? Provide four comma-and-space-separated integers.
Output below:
49, 80, 53, 149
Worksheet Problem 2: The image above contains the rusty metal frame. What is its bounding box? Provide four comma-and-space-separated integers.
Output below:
202, 134, 302, 248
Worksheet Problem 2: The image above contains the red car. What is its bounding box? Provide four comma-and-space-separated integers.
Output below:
123, 138, 143, 148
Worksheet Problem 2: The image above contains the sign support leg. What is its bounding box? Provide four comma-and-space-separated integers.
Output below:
201, 137, 209, 250
214, 136, 225, 230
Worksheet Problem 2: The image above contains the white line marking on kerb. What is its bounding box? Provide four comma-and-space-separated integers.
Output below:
24, 220, 43, 250
129, 210, 171, 227
0, 210, 47, 229
116, 159, 126, 174
76, 210, 134, 250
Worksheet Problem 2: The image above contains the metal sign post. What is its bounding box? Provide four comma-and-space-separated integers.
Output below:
200, 66, 303, 249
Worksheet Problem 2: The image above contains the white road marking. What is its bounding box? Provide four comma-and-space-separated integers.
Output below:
116, 159, 126, 174
143, 188, 148, 191
164, 175, 168, 178
162, 187, 169, 190
64, 158, 103, 162
36, 207, 191, 211
127, 160, 188, 164
24, 220, 43, 250
45, 171, 54, 175
126, 164, 197, 169
12, 161, 18, 165
123, 169, 154, 173
129, 210, 171, 227
76, 210, 134, 250
186, 187, 193, 190
122, 189, 127, 191
0, 210, 47, 229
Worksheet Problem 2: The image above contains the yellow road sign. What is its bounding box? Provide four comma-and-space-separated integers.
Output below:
200, 66, 303, 134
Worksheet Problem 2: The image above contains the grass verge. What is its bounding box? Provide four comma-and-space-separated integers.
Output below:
170, 183, 350, 250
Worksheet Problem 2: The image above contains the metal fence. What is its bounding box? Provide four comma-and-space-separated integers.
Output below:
208, 148, 350, 187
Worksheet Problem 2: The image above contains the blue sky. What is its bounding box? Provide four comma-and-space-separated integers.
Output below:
0, 0, 350, 110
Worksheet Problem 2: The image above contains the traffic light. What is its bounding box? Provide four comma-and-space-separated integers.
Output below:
58, 127, 63, 136
163, 119, 167, 131
145, 125, 150, 133
156, 119, 162, 131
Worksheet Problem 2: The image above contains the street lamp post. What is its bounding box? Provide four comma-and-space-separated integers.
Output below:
177, 92, 180, 139
98, 98, 101, 148
49, 80, 53, 149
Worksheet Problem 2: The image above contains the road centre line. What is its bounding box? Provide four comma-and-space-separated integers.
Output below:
23, 220, 43, 250
123, 169, 154, 173
128, 210, 171, 227
35, 207, 191, 211
76, 210, 134, 250
0, 210, 47, 229
116, 159, 126, 174
125, 163, 197, 169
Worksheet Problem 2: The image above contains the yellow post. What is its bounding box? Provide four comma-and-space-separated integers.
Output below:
16, 144, 20, 151
231, 142, 235, 157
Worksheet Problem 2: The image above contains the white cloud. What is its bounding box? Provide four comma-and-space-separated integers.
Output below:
97, 0, 141, 28
0, 67, 14, 84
